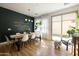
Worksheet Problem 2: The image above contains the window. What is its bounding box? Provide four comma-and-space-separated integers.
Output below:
52, 12, 77, 40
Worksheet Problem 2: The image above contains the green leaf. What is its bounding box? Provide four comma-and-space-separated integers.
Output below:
76, 16, 79, 22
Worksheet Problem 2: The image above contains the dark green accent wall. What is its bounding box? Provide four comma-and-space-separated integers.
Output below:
0, 7, 34, 42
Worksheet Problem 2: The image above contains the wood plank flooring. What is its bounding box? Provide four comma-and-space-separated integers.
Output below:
0, 39, 73, 56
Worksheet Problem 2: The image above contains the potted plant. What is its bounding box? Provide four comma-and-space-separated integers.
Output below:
35, 21, 42, 30
67, 27, 76, 37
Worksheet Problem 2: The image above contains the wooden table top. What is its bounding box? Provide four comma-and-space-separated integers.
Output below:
10, 34, 23, 40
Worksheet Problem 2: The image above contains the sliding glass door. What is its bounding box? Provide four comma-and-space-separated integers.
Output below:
52, 12, 77, 41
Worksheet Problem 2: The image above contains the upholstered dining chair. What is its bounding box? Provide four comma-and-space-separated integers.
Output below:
0, 42, 11, 56
31, 33, 36, 44
21, 32, 29, 47
0, 35, 11, 56
5, 35, 15, 52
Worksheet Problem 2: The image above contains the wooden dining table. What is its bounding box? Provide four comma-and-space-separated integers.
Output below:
10, 34, 23, 51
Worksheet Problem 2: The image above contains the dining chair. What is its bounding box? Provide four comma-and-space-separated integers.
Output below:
21, 32, 29, 47
31, 33, 36, 44
0, 35, 12, 56
5, 35, 14, 53
0, 42, 11, 56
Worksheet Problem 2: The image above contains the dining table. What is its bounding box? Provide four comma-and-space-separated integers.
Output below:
10, 34, 23, 51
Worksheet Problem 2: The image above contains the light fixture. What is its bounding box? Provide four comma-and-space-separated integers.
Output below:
8, 28, 12, 31
25, 19, 27, 21
27, 8, 31, 22
27, 8, 31, 16
31, 20, 33, 22
28, 19, 30, 22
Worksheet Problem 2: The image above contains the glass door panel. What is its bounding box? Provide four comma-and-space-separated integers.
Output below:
62, 20, 76, 36
52, 16, 61, 41
62, 13, 77, 41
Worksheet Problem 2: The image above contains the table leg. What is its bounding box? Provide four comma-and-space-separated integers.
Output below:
74, 37, 76, 56
40, 37, 41, 41
17, 45, 20, 51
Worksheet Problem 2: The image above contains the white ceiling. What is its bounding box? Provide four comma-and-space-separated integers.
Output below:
0, 3, 78, 17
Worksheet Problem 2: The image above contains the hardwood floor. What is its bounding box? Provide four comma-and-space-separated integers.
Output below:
0, 39, 73, 56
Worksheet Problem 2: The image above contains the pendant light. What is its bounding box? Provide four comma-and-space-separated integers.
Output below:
27, 8, 31, 22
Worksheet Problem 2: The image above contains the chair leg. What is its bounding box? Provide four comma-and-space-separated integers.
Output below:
31, 39, 34, 44
66, 44, 68, 51
40, 37, 41, 41
28, 40, 31, 46
71, 44, 73, 53
9, 43, 11, 54
22, 42, 24, 47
